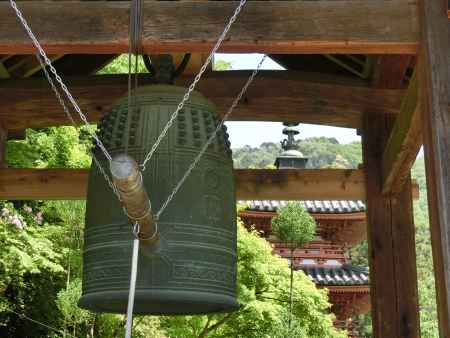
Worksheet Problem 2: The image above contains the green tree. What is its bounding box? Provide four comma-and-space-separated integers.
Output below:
214, 60, 232, 71
0, 202, 66, 337
161, 221, 344, 338
271, 202, 316, 328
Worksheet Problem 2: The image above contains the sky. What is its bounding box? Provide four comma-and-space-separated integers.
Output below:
215, 53, 361, 149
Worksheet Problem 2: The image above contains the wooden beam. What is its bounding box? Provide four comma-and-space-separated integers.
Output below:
235, 169, 365, 200
372, 55, 413, 89
0, 168, 88, 200
382, 70, 422, 195
363, 114, 419, 338
0, 1, 419, 54
419, 0, 450, 335
0, 71, 405, 130
0, 167, 419, 201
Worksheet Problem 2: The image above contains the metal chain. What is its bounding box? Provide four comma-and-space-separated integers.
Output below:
155, 55, 267, 219
9, 0, 112, 162
36, 53, 122, 200
12, 0, 257, 223
36, 54, 77, 126
140, 0, 248, 170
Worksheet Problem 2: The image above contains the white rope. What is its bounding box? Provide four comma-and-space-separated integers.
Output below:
140, 0, 248, 170
125, 238, 140, 338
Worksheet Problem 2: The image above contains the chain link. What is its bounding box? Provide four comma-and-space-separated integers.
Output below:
9, 0, 112, 162
155, 55, 267, 219
140, 0, 247, 170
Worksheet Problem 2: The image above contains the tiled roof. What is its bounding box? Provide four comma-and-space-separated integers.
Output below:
299, 264, 369, 286
240, 200, 366, 214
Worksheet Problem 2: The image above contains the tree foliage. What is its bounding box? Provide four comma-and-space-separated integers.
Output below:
271, 202, 316, 250
161, 222, 345, 338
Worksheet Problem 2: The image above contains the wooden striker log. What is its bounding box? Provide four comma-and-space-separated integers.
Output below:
110, 154, 159, 247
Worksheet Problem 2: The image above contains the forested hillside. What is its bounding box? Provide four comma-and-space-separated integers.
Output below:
233, 137, 361, 169
232, 137, 438, 338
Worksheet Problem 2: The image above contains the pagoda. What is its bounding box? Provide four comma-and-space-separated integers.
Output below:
239, 123, 370, 337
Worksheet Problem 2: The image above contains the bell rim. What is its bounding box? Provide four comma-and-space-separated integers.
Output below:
78, 289, 239, 315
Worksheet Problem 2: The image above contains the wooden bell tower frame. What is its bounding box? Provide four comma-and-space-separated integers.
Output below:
0, 1, 449, 337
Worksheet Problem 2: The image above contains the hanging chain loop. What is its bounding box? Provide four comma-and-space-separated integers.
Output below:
36, 54, 122, 200
9, 0, 112, 162
140, 0, 248, 171
155, 55, 267, 219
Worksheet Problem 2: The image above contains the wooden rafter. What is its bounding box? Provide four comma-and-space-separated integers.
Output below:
0, 61, 9, 79
37, 54, 117, 76
382, 70, 422, 195
0, 1, 419, 55
7, 55, 64, 78
0, 167, 419, 201
0, 71, 405, 130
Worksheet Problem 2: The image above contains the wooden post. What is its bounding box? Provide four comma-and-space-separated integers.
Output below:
362, 114, 419, 338
0, 123, 8, 167
110, 154, 159, 248
418, 0, 450, 336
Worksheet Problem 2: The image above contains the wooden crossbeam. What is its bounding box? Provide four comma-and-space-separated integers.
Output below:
0, 1, 419, 54
382, 71, 422, 195
0, 71, 405, 130
235, 169, 365, 200
0, 168, 418, 201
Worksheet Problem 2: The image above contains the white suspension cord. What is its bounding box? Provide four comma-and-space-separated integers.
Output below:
9, 0, 112, 162
125, 236, 140, 338
140, 0, 248, 170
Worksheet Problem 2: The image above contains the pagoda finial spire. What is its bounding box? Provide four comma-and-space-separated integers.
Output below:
275, 122, 308, 169
281, 122, 300, 151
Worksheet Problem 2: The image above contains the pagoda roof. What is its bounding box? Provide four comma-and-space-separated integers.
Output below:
299, 264, 369, 287
240, 200, 366, 214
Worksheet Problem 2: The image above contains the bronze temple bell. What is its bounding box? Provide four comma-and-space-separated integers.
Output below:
79, 58, 237, 314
